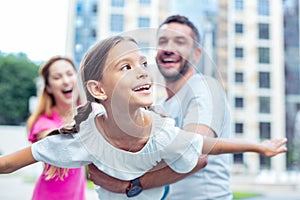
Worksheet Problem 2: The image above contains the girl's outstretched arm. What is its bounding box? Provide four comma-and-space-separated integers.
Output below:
202, 137, 288, 157
0, 146, 37, 173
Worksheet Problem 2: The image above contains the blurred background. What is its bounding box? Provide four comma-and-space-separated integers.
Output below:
0, 0, 300, 199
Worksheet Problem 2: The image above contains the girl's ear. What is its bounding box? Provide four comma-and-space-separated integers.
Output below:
86, 80, 107, 101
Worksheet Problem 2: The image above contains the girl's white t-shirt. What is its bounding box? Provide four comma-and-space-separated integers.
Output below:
31, 103, 203, 200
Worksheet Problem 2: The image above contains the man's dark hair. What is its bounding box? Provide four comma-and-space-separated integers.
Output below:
159, 15, 201, 44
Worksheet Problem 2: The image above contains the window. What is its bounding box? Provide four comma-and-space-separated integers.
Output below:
75, 30, 81, 42
258, 47, 270, 63
92, 3, 98, 13
138, 17, 150, 28
139, 42, 150, 53
260, 155, 271, 169
258, 23, 269, 39
235, 0, 243, 11
259, 72, 270, 88
234, 153, 244, 164
76, 3, 83, 14
259, 123, 271, 168
259, 96, 270, 113
75, 43, 83, 53
258, 0, 269, 16
91, 29, 97, 38
111, 0, 125, 7
75, 17, 84, 28
235, 23, 243, 34
235, 47, 244, 58
139, 0, 151, 5
235, 97, 244, 108
110, 14, 124, 32
235, 72, 244, 83
259, 122, 271, 139
235, 123, 244, 135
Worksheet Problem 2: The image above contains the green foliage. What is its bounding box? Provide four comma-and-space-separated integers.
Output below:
233, 191, 262, 199
0, 52, 39, 125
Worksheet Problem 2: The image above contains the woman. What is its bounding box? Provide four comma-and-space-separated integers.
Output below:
26, 56, 86, 200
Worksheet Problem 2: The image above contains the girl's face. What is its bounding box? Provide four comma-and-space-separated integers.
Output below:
46, 60, 78, 107
100, 40, 153, 109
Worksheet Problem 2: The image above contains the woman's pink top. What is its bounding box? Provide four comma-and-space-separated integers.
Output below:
28, 110, 86, 200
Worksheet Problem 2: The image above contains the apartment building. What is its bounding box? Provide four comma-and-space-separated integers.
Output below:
218, 0, 286, 174
283, 0, 300, 169
65, 0, 287, 175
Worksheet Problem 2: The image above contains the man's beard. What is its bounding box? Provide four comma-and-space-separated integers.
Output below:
158, 60, 190, 83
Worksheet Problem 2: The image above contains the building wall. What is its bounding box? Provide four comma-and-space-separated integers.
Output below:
225, 0, 286, 174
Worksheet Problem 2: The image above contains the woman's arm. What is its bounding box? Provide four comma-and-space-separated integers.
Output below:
0, 146, 37, 173
203, 137, 288, 157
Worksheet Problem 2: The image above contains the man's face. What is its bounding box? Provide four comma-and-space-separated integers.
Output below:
156, 22, 199, 82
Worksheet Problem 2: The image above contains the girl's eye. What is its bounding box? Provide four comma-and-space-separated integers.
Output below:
142, 61, 148, 68
121, 64, 131, 71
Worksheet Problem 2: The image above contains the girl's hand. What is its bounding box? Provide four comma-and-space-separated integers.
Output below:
261, 138, 288, 157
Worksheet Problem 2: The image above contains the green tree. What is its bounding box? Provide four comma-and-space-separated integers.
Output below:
0, 52, 39, 125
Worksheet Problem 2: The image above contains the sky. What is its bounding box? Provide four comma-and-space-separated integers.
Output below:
0, 0, 69, 62
0, 0, 219, 63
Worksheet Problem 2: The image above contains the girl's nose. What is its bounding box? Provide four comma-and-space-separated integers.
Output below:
136, 66, 148, 79
136, 73, 148, 79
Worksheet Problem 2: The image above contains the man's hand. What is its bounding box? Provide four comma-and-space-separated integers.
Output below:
88, 164, 129, 193
88, 155, 208, 193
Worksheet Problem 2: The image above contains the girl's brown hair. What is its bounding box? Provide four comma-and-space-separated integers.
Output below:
26, 55, 82, 180
43, 36, 136, 179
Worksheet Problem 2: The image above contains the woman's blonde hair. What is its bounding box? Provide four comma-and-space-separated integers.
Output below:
26, 55, 82, 180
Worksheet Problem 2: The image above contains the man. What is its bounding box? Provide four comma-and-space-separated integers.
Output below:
155, 15, 232, 200
88, 15, 232, 200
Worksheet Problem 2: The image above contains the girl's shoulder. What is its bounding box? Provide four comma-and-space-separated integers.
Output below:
149, 110, 180, 139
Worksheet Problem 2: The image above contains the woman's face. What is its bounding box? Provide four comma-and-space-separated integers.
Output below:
46, 60, 78, 107
100, 40, 153, 110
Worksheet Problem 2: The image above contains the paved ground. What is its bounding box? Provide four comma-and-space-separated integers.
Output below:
0, 125, 97, 199
0, 174, 98, 200
1, 173, 300, 200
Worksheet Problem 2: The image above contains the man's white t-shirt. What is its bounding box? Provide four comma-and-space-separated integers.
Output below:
161, 74, 233, 200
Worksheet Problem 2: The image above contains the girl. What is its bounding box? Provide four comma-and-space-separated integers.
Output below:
26, 56, 86, 200
0, 36, 287, 200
